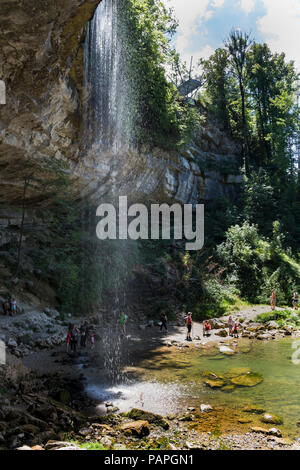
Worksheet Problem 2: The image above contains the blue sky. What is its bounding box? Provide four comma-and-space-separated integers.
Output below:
163, 0, 300, 70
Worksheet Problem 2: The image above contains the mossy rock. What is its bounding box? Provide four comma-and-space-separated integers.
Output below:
243, 405, 266, 414
261, 413, 283, 425
126, 409, 169, 430
205, 379, 225, 389
221, 385, 235, 393
230, 372, 263, 387
238, 418, 252, 424
202, 371, 223, 380
225, 367, 251, 379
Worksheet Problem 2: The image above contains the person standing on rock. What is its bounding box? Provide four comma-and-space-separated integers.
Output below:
10, 298, 17, 316
70, 325, 79, 353
233, 321, 239, 338
90, 332, 95, 350
160, 310, 168, 334
292, 290, 299, 311
228, 316, 234, 336
80, 322, 88, 348
186, 312, 193, 341
270, 290, 276, 311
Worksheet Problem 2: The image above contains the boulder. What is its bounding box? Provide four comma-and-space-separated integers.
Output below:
200, 404, 213, 413
268, 427, 282, 437
215, 329, 228, 337
256, 333, 273, 341
267, 321, 279, 330
126, 409, 169, 430
230, 372, 263, 387
205, 379, 225, 389
250, 426, 269, 435
219, 345, 234, 355
283, 325, 293, 336
210, 319, 225, 329
45, 441, 78, 451
261, 413, 283, 425
243, 405, 265, 414
119, 420, 150, 437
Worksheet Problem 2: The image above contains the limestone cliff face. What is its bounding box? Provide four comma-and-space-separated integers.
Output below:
77, 117, 242, 205
0, 0, 242, 207
0, 0, 101, 204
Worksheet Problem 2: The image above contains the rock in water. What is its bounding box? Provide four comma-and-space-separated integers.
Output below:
230, 372, 263, 387
243, 404, 265, 414
200, 404, 213, 413
219, 345, 234, 354
205, 379, 225, 388
261, 413, 283, 425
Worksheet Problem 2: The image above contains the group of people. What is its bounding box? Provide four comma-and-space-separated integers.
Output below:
183, 311, 241, 342
270, 289, 298, 311
66, 322, 95, 353
2, 297, 17, 316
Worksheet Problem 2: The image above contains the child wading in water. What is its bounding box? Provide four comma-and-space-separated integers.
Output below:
186, 312, 193, 341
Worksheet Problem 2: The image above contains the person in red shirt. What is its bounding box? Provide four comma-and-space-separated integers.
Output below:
186, 312, 193, 341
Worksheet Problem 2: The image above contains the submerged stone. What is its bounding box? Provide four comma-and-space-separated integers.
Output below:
230, 372, 263, 387
202, 371, 222, 380
225, 367, 251, 378
219, 345, 234, 355
243, 404, 265, 414
221, 385, 235, 393
205, 379, 225, 389
261, 413, 283, 425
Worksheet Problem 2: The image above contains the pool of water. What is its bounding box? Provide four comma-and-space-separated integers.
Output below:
86, 337, 300, 437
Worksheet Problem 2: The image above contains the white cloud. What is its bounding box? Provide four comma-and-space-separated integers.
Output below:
257, 0, 300, 70
211, 0, 225, 7
239, 0, 255, 15
197, 44, 216, 60
164, 0, 224, 62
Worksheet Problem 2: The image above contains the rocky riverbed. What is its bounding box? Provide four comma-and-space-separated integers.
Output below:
1, 305, 300, 450
1, 362, 300, 451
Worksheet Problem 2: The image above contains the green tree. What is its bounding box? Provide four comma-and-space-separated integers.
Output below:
225, 30, 253, 176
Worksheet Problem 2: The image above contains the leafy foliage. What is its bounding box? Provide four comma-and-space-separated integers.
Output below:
122, 0, 200, 148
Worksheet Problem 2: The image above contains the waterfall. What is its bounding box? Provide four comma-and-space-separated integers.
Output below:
83, 0, 140, 384
84, 0, 137, 153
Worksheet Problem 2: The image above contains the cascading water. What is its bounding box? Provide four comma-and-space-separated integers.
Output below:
83, 0, 140, 384
84, 0, 137, 153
